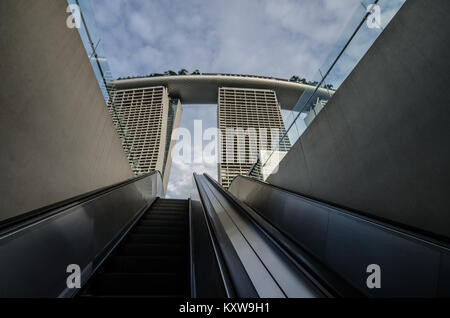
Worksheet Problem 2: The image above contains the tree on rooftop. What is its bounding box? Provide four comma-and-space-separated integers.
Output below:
164, 70, 177, 76
290, 76, 308, 84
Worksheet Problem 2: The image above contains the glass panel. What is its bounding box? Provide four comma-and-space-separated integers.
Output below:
256, 0, 406, 181
67, 0, 113, 101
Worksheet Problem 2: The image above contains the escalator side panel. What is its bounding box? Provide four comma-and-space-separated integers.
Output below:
228, 175, 450, 297
0, 172, 163, 298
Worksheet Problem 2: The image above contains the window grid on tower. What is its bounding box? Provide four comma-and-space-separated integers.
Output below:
218, 87, 290, 189
107, 86, 168, 176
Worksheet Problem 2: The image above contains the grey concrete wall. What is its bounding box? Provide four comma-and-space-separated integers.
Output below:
0, 0, 133, 221
268, 0, 450, 239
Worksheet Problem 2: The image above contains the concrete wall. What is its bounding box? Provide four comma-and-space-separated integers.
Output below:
0, 0, 133, 221
268, 0, 450, 239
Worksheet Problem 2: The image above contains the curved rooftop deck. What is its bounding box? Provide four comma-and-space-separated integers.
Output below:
112, 74, 330, 109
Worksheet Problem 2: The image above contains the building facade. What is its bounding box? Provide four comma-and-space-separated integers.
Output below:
108, 74, 315, 191
107, 85, 182, 192
218, 87, 290, 188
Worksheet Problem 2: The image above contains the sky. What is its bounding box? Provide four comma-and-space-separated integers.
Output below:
165, 104, 218, 198
88, 0, 404, 198
90, 0, 368, 80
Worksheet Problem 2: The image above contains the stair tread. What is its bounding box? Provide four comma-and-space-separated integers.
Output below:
126, 234, 185, 244
88, 272, 186, 296
82, 199, 189, 297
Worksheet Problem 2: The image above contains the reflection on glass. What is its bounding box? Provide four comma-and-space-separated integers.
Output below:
257, 0, 406, 179
67, 0, 113, 101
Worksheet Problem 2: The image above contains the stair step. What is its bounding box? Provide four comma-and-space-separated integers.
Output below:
148, 209, 187, 214
149, 209, 187, 214
153, 200, 187, 204
126, 233, 185, 244
82, 199, 189, 297
133, 226, 186, 235
118, 243, 186, 256
139, 219, 186, 227
88, 273, 185, 296
142, 214, 187, 220
104, 255, 186, 273
153, 201, 187, 205
134, 224, 186, 231
142, 214, 187, 221
143, 215, 186, 221
156, 199, 186, 203
152, 201, 187, 206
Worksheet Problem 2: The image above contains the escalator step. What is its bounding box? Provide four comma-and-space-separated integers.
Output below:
134, 224, 186, 231
143, 217, 186, 222
126, 233, 184, 244
142, 215, 187, 222
133, 226, 186, 235
155, 199, 186, 202
146, 210, 187, 216
142, 216, 186, 221
104, 255, 185, 273
82, 198, 190, 297
152, 202, 187, 205
142, 212, 188, 220
118, 243, 186, 256
153, 203, 187, 209
147, 210, 187, 215
153, 201, 187, 205
89, 273, 185, 296
139, 219, 187, 226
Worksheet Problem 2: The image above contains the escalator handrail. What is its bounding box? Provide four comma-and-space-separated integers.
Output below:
0, 171, 162, 233
230, 174, 450, 247
227, 174, 450, 297
205, 173, 360, 297
193, 173, 259, 298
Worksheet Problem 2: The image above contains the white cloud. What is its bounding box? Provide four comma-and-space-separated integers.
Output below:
166, 159, 217, 198
88, 0, 405, 198
165, 105, 218, 198
90, 0, 371, 79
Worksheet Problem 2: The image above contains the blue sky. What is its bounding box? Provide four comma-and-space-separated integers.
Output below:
165, 104, 217, 198
88, 0, 404, 198
90, 0, 367, 80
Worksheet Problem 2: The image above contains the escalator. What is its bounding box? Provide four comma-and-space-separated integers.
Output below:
0, 171, 449, 297
81, 198, 189, 297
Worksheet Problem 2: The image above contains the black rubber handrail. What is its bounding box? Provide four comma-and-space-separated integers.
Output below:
204, 173, 342, 297
210, 173, 367, 297
231, 174, 450, 247
0, 171, 161, 232
193, 173, 258, 298
188, 198, 195, 298
225, 174, 450, 297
